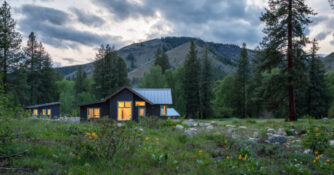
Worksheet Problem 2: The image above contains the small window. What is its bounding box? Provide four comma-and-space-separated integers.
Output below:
136, 101, 145, 106
118, 102, 124, 108
139, 108, 145, 117
42, 109, 46, 115
88, 108, 100, 119
125, 102, 132, 108
160, 105, 167, 116
47, 109, 51, 115
33, 109, 38, 116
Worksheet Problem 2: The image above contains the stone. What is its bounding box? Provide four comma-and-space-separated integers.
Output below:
267, 128, 275, 133
248, 137, 258, 143
210, 121, 218, 126
303, 149, 313, 154
277, 128, 287, 136
176, 124, 184, 130
253, 131, 259, 138
198, 122, 209, 127
238, 126, 247, 129
268, 135, 287, 144
182, 120, 198, 127
330, 140, 334, 146
323, 117, 329, 121
227, 127, 234, 134
207, 125, 214, 130
226, 124, 236, 128
185, 129, 197, 136
287, 136, 295, 140
116, 123, 124, 127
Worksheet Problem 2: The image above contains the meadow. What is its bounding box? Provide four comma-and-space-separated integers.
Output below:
1, 117, 334, 175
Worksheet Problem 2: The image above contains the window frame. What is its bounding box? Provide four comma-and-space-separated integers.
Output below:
87, 107, 101, 120
117, 101, 132, 121
138, 107, 146, 117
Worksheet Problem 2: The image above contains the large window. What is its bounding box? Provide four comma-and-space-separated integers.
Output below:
160, 105, 167, 116
118, 101, 132, 121
47, 109, 51, 116
33, 109, 38, 116
42, 109, 46, 115
88, 108, 100, 119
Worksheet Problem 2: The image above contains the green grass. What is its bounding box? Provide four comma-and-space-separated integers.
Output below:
1, 117, 334, 174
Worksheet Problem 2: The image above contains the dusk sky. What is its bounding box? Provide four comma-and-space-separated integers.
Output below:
8, 0, 334, 67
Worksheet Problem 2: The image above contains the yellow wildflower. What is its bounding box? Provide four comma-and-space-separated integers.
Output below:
288, 122, 293, 125
315, 128, 319, 131
326, 159, 330, 163
199, 150, 203, 155
92, 132, 96, 137
85, 132, 90, 136
313, 159, 316, 164
77, 156, 81, 160
316, 156, 320, 160
238, 154, 242, 160
315, 151, 318, 155
226, 156, 230, 160
285, 145, 290, 149
145, 137, 149, 141
244, 154, 248, 160
315, 133, 320, 137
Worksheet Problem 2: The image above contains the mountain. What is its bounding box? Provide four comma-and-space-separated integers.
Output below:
322, 52, 334, 73
56, 36, 255, 81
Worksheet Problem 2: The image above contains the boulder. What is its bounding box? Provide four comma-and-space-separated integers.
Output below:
210, 121, 218, 126
303, 149, 313, 154
198, 122, 209, 127
185, 128, 197, 136
248, 137, 258, 143
116, 123, 124, 127
176, 124, 184, 130
267, 128, 275, 133
182, 120, 198, 127
268, 135, 287, 144
238, 126, 247, 129
227, 127, 234, 134
207, 125, 214, 130
226, 124, 236, 128
277, 128, 287, 136
330, 140, 334, 146
253, 131, 259, 138
323, 117, 329, 121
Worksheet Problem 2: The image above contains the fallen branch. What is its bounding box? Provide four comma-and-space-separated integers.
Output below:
0, 150, 28, 159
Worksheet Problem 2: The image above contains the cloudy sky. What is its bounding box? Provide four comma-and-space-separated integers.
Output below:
7, 0, 334, 67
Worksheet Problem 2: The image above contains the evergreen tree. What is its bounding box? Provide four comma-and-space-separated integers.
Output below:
199, 45, 213, 119
93, 45, 105, 99
212, 75, 234, 118
75, 65, 85, 97
305, 39, 330, 118
260, 0, 315, 121
183, 41, 200, 118
138, 66, 166, 88
0, 1, 22, 93
154, 48, 170, 73
232, 43, 250, 118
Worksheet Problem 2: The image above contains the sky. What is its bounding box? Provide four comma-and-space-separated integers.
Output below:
6, 0, 334, 67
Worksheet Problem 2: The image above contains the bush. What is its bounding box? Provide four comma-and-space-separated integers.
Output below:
139, 115, 164, 129
302, 126, 330, 153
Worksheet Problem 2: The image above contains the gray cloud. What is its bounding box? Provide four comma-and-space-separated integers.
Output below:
71, 8, 105, 27
94, 0, 263, 46
330, 40, 334, 46
316, 31, 331, 40
18, 4, 123, 48
62, 58, 76, 63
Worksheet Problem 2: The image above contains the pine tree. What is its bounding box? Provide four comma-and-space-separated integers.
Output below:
154, 48, 170, 73
39, 53, 58, 103
0, 1, 22, 93
183, 41, 200, 118
199, 45, 213, 119
232, 43, 250, 118
260, 0, 315, 121
305, 39, 330, 118
75, 65, 85, 97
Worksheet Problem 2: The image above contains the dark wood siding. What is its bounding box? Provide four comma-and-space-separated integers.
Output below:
28, 104, 60, 118
80, 102, 107, 121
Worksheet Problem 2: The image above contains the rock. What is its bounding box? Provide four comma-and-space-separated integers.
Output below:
267, 133, 273, 136
198, 122, 209, 127
227, 127, 234, 134
182, 120, 198, 127
248, 137, 258, 143
185, 129, 197, 136
238, 126, 247, 129
288, 129, 296, 135
267, 128, 275, 133
268, 135, 287, 144
287, 136, 295, 140
253, 131, 259, 138
137, 127, 145, 134
304, 149, 313, 154
226, 124, 236, 128
176, 124, 184, 130
323, 117, 329, 121
210, 121, 218, 126
330, 140, 334, 146
277, 128, 287, 136
207, 125, 214, 130
116, 123, 124, 127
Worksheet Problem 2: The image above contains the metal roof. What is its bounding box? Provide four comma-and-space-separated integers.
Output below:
167, 108, 180, 117
25, 102, 60, 109
133, 88, 173, 104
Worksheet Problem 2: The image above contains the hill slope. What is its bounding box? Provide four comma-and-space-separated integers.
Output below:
322, 52, 334, 73
56, 37, 255, 80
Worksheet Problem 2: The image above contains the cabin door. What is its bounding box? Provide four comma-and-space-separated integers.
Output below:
118, 101, 132, 121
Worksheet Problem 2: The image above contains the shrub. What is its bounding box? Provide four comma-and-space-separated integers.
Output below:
302, 126, 330, 153
139, 115, 164, 129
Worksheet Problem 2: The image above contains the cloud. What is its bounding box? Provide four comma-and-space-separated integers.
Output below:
18, 4, 123, 48
20, 4, 70, 25
316, 31, 331, 40
331, 40, 334, 46
71, 8, 105, 27
62, 57, 77, 63
93, 0, 263, 46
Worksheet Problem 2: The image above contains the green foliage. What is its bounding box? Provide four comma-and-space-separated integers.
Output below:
154, 48, 170, 73
57, 79, 75, 114
139, 115, 164, 129
138, 66, 166, 88
212, 75, 234, 118
302, 126, 330, 153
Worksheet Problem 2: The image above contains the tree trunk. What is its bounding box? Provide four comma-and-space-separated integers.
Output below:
287, 0, 297, 121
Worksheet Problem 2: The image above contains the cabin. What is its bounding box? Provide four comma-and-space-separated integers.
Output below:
25, 102, 60, 118
78, 87, 179, 121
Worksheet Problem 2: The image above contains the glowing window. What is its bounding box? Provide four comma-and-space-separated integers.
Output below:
118, 102, 124, 108
125, 102, 132, 108
160, 105, 167, 116
136, 101, 145, 106
33, 109, 38, 116
94, 108, 100, 118
42, 109, 46, 115
47, 109, 51, 115
139, 108, 145, 117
